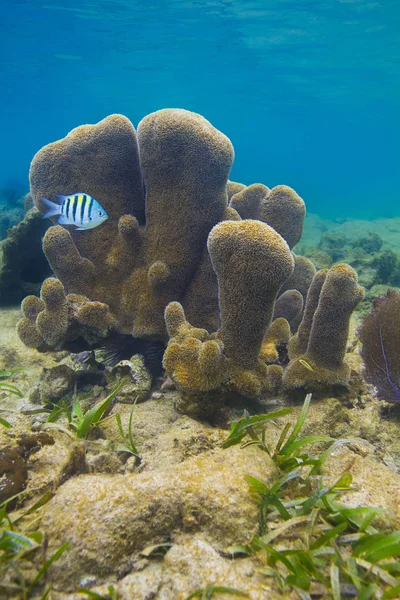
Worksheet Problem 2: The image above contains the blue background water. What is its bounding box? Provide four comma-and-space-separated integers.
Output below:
1, 0, 399, 219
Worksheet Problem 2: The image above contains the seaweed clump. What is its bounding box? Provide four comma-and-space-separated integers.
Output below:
358, 289, 400, 403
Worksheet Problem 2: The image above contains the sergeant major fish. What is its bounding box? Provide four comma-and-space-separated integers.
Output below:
40, 193, 108, 230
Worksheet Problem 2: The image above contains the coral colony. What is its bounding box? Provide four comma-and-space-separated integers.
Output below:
17, 109, 364, 410
358, 289, 400, 403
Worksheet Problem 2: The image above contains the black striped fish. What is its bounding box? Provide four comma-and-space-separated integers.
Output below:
40, 193, 108, 230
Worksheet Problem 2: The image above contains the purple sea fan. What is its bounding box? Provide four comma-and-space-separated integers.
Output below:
358, 289, 400, 403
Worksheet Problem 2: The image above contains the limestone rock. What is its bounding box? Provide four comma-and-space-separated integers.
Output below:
41, 445, 278, 591
0, 424, 87, 503
111, 354, 152, 403
25, 433, 87, 493
324, 447, 400, 530
37, 364, 77, 403
59, 536, 286, 600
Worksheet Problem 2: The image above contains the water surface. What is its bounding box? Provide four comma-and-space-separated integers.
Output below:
1, 0, 399, 218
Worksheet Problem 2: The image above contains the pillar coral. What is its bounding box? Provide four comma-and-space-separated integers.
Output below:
18, 109, 234, 347
229, 184, 306, 249
132, 109, 234, 338
16, 108, 364, 404
163, 220, 294, 398
283, 264, 364, 390
207, 220, 294, 369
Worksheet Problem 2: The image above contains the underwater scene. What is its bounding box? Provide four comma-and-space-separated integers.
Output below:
1, 1, 400, 599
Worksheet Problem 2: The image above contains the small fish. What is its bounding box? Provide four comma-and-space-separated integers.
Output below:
298, 358, 315, 372
40, 193, 108, 230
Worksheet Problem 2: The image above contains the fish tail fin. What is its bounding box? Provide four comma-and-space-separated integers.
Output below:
40, 197, 62, 219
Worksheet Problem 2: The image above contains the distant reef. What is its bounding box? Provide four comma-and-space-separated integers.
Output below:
0, 187, 27, 239
298, 224, 400, 308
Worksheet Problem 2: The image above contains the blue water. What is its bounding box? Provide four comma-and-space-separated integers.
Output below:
1, 0, 399, 219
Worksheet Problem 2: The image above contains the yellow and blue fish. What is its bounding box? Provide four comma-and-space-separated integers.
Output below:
40, 193, 108, 230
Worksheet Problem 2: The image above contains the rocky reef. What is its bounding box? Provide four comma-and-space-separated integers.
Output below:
299, 224, 400, 307
2, 321, 400, 599
0, 203, 51, 305
2, 110, 400, 600
16, 109, 364, 414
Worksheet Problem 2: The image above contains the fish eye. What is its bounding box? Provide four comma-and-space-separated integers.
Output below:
97, 210, 103, 216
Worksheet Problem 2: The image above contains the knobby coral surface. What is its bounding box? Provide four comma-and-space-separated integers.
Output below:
284, 264, 364, 390
17, 109, 364, 405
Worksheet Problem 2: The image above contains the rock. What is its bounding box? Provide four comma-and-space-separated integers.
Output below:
111, 355, 152, 403
62, 536, 285, 600
366, 284, 400, 301
101, 393, 225, 472
0, 427, 84, 507
324, 447, 400, 529
37, 364, 77, 403
0, 446, 27, 505
352, 233, 383, 255
354, 264, 377, 289
373, 249, 399, 284
41, 445, 278, 591
307, 249, 332, 270
18, 431, 55, 455
87, 451, 124, 474
318, 232, 347, 261
27, 434, 87, 492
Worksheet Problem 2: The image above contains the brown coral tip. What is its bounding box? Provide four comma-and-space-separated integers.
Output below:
40, 277, 66, 309
208, 219, 294, 369
165, 301, 187, 338
261, 318, 291, 363
284, 264, 364, 390
226, 180, 246, 199
280, 254, 317, 299
16, 318, 44, 349
260, 185, 305, 249
229, 184, 270, 220
273, 289, 304, 324
21, 295, 45, 322
288, 269, 328, 360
